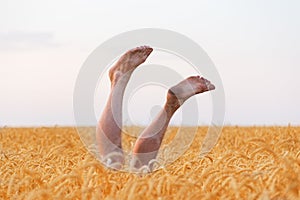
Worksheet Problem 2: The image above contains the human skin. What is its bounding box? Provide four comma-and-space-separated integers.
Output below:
96, 46, 215, 170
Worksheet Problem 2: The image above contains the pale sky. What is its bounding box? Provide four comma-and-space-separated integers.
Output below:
0, 0, 299, 126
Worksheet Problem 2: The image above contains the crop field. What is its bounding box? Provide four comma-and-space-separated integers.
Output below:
0, 126, 300, 199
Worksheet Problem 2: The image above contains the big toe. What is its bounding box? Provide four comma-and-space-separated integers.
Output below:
147, 47, 153, 54
195, 76, 215, 91
208, 83, 215, 90
142, 46, 153, 56
130, 46, 153, 57
130, 46, 145, 53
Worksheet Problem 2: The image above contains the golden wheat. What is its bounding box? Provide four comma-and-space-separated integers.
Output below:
0, 126, 300, 199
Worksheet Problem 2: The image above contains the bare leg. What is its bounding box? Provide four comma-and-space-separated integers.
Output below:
132, 76, 215, 169
96, 46, 153, 168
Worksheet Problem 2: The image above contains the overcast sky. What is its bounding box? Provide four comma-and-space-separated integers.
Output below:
0, 0, 299, 126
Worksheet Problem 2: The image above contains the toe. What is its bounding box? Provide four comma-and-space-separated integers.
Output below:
208, 83, 215, 90
187, 76, 198, 81
129, 47, 141, 53
145, 47, 153, 55
142, 47, 153, 58
148, 47, 153, 53
205, 80, 211, 85
200, 77, 206, 82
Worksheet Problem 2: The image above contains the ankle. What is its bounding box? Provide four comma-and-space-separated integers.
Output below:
110, 71, 130, 88
165, 90, 181, 115
167, 89, 181, 106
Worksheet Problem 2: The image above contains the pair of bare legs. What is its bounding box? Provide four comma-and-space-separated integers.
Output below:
96, 46, 215, 170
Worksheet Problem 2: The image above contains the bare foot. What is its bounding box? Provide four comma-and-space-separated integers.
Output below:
109, 46, 153, 85
167, 76, 215, 108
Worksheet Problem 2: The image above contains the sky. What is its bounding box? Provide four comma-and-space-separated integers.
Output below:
0, 0, 299, 126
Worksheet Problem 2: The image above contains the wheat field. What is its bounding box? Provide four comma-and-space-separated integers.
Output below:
0, 126, 300, 200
